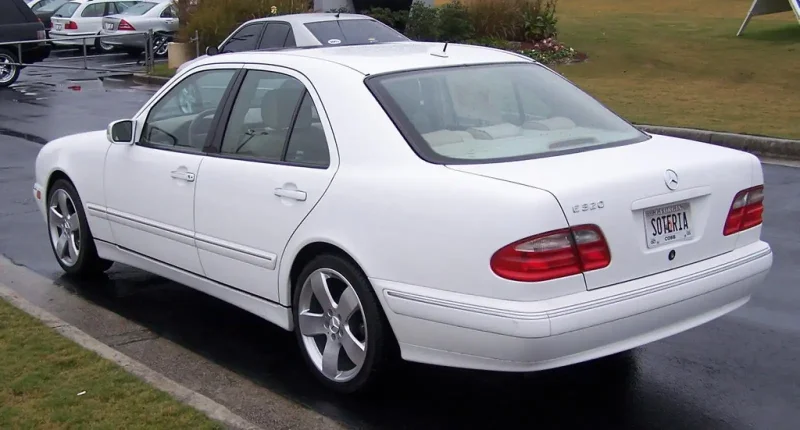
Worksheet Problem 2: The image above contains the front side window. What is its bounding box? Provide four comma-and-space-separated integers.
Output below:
118, 2, 155, 15
220, 70, 329, 167
367, 63, 649, 164
304, 19, 408, 46
221, 23, 264, 53
31, 0, 67, 12
141, 69, 237, 151
81, 3, 105, 17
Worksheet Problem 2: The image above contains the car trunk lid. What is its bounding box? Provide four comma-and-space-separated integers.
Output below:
447, 135, 756, 290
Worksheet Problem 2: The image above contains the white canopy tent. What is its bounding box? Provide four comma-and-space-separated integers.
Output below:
737, 0, 800, 35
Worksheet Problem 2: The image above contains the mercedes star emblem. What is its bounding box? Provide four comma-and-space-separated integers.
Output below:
664, 169, 679, 190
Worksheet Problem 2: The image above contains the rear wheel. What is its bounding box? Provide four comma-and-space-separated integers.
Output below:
293, 254, 393, 394
47, 179, 113, 277
0, 50, 21, 88
95, 37, 115, 53
152, 34, 170, 57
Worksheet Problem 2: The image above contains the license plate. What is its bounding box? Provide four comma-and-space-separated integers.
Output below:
105, 22, 114, 30
54, 24, 62, 30
644, 202, 693, 249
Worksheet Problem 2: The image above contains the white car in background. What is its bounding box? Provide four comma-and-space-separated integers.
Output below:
49, 0, 138, 52
98, 0, 178, 57
33, 42, 772, 394
176, 13, 410, 73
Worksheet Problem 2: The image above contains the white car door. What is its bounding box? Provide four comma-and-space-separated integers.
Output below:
104, 64, 240, 274
193, 65, 338, 303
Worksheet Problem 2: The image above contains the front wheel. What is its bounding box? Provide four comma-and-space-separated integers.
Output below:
47, 179, 113, 277
293, 254, 394, 393
0, 50, 21, 88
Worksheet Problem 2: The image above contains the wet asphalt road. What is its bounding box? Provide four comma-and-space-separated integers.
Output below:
1, 57, 800, 430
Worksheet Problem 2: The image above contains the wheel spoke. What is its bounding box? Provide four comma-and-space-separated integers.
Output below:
66, 214, 79, 232
67, 235, 79, 261
341, 329, 366, 367
337, 286, 360, 321
49, 206, 63, 227
57, 191, 70, 217
321, 338, 341, 379
56, 233, 68, 258
310, 272, 335, 311
298, 311, 327, 336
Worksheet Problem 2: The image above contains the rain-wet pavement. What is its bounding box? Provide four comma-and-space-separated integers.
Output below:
1, 63, 799, 430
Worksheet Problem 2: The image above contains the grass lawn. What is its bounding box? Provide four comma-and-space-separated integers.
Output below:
0, 299, 221, 429
150, 62, 176, 78
555, 0, 800, 139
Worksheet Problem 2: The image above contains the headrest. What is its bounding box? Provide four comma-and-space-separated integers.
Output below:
261, 87, 304, 129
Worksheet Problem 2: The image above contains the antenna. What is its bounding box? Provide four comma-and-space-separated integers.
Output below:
443, 42, 448, 53
335, 12, 340, 18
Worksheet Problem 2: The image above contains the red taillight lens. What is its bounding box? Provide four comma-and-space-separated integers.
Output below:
490, 225, 611, 282
723, 185, 764, 236
65, 21, 78, 30
118, 19, 135, 31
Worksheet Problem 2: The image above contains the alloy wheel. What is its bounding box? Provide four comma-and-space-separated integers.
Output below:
48, 189, 81, 267
0, 54, 17, 85
153, 36, 169, 56
298, 268, 368, 383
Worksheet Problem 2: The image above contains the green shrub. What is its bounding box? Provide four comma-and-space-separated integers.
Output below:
362, 7, 410, 33
465, 0, 557, 42
404, 1, 474, 42
183, 0, 309, 51
405, 1, 440, 41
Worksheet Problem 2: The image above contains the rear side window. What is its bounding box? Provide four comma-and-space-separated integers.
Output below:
52, 2, 80, 17
0, 0, 28, 24
30, 0, 67, 13
304, 19, 408, 46
258, 23, 292, 49
81, 3, 106, 17
221, 23, 264, 53
120, 2, 156, 15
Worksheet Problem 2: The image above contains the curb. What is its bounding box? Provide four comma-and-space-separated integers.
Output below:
637, 124, 800, 160
132, 72, 172, 86
0, 279, 263, 430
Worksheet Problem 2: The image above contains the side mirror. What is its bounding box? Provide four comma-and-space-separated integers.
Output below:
107, 119, 134, 144
205, 45, 219, 56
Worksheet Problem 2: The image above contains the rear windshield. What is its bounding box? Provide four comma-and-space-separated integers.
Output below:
304, 19, 408, 46
366, 62, 649, 164
120, 2, 157, 15
52, 1, 79, 17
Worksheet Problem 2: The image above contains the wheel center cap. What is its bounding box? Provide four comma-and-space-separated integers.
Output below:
329, 315, 341, 333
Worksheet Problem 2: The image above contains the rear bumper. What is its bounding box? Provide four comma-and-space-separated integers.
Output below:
373, 240, 772, 372
97, 31, 145, 49
50, 31, 96, 46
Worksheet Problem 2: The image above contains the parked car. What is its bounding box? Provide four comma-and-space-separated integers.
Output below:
29, 0, 81, 38
49, 0, 139, 53
98, 0, 178, 57
33, 42, 773, 393
176, 13, 410, 73
0, 0, 51, 87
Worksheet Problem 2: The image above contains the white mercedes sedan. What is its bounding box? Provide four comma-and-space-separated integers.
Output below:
33, 42, 773, 393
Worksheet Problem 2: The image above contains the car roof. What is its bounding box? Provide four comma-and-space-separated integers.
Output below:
249, 13, 378, 25
208, 42, 534, 76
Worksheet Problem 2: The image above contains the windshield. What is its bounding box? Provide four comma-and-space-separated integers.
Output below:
366, 62, 649, 164
37, 0, 70, 12
52, 1, 79, 17
304, 19, 408, 46
120, 2, 157, 15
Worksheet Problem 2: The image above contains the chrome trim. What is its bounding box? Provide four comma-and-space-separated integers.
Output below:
86, 203, 107, 219
105, 207, 195, 246
195, 233, 277, 270
385, 246, 772, 320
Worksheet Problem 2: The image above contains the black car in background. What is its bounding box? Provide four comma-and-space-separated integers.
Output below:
29, 0, 74, 38
0, 0, 52, 87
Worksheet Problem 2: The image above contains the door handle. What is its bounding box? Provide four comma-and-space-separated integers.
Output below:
274, 188, 307, 201
170, 170, 195, 182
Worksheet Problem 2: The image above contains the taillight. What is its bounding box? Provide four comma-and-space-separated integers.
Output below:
118, 19, 135, 31
65, 21, 78, 30
37, 30, 46, 40
490, 225, 611, 282
723, 185, 764, 236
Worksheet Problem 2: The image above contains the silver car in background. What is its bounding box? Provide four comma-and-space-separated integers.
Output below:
98, 0, 177, 57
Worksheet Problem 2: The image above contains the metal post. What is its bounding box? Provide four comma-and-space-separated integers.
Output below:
82, 38, 88, 70
195, 30, 200, 58
147, 29, 154, 74
17, 42, 22, 66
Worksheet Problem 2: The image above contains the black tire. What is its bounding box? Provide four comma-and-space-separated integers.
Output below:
0, 49, 21, 88
152, 34, 170, 57
292, 254, 394, 394
46, 179, 113, 277
94, 37, 115, 53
